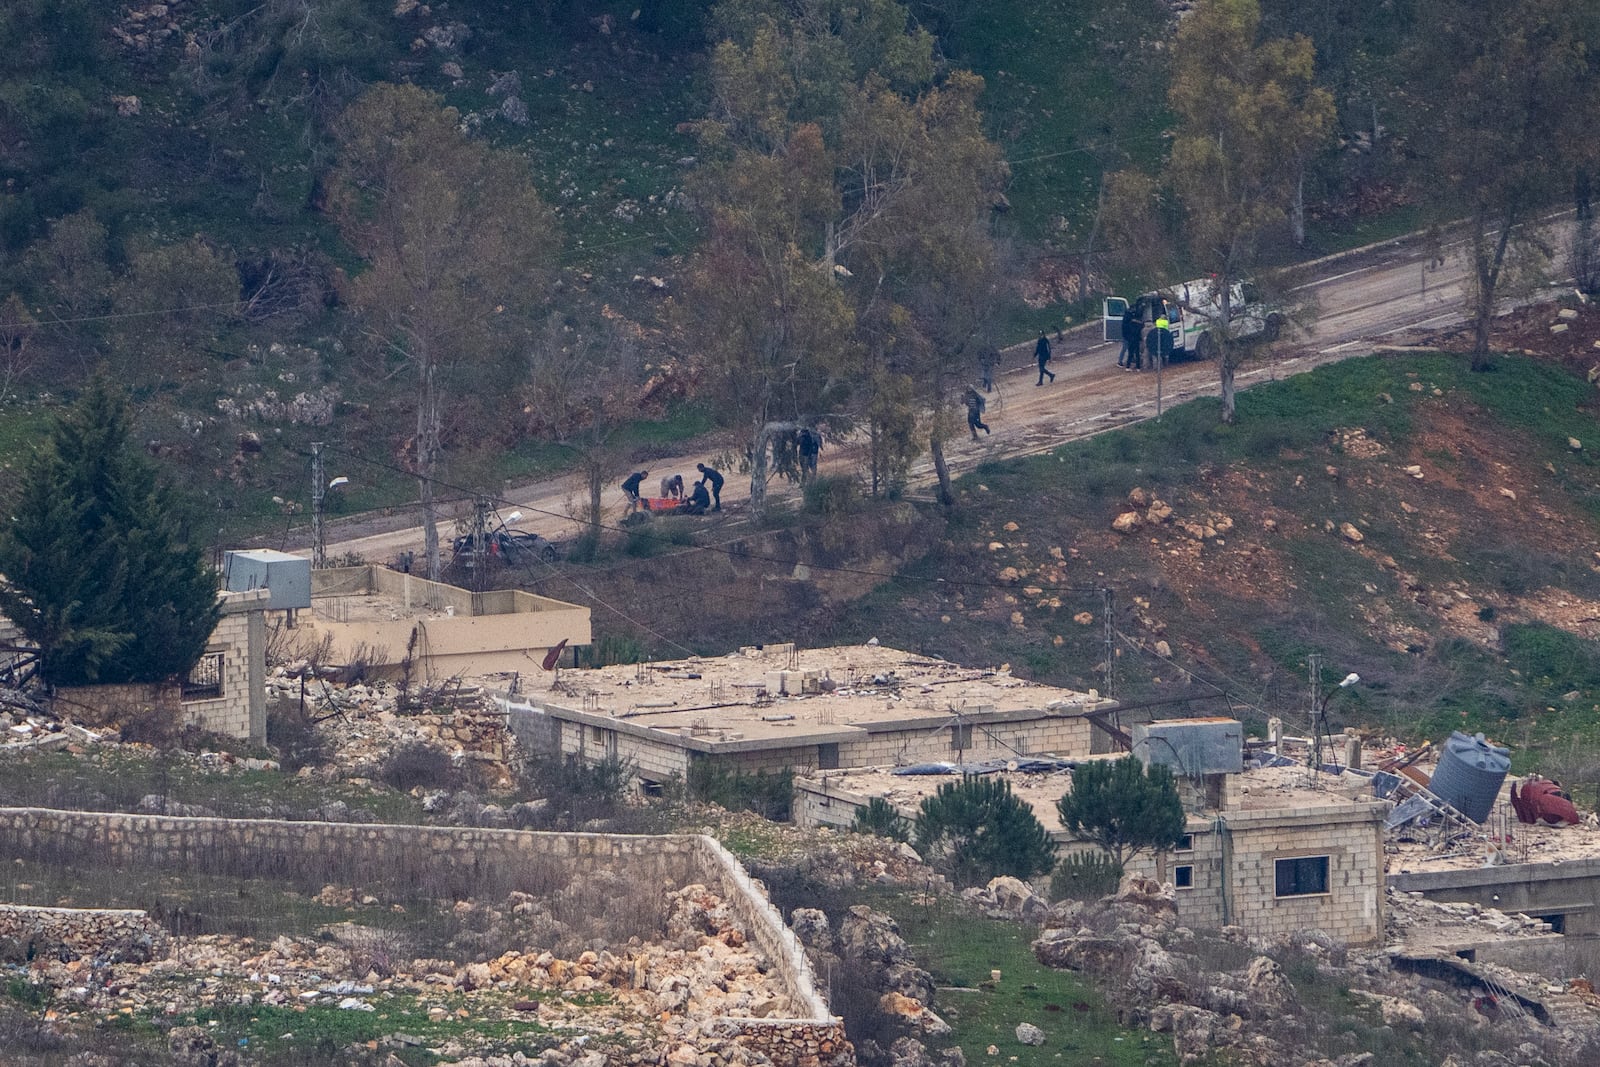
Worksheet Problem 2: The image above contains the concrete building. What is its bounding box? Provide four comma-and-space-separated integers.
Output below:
795, 749, 1388, 946
291, 565, 591, 684
49, 587, 270, 744
498, 643, 1120, 789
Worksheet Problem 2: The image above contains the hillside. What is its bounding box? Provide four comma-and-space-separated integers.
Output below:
518, 312, 1600, 779
0, 0, 1422, 540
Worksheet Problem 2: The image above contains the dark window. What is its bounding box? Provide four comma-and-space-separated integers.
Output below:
1176, 834, 1194, 852
181, 652, 224, 702
1275, 856, 1330, 897
817, 743, 840, 770
950, 724, 973, 751
1174, 865, 1194, 889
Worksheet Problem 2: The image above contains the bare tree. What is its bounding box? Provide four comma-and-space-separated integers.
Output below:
328, 84, 558, 578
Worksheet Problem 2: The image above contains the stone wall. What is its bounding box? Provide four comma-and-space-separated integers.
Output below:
0, 903, 170, 964
0, 808, 850, 1064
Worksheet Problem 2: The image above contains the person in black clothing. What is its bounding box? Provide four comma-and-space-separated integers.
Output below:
1119, 305, 1140, 369
621, 469, 648, 512
964, 386, 990, 439
679, 480, 711, 515
797, 426, 821, 482
1035, 334, 1054, 385
696, 462, 724, 511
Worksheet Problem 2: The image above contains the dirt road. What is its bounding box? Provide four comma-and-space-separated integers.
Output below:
321, 220, 1571, 563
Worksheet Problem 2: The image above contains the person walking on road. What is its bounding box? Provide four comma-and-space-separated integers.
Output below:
696, 462, 724, 511
621, 470, 648, 512
964, 386, 990, 440
1034, 333, 1055, 385
978, 346, 1000, 393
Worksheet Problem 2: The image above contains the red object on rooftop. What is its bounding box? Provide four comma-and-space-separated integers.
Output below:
1510, 778, 1580, 826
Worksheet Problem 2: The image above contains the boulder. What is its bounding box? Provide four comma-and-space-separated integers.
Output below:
1339, 522, 1364, 543
1032, 933, 1138, 975
1112, 511, 1143, 534
1015, 1022, 1046, 1046
790, 908, 832, 952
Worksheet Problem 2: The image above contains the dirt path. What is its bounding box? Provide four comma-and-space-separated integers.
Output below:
320, 219, 1573, 563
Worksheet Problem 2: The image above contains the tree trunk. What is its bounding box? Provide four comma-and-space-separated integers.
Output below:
1290, 169, 1306, 247
930, 432, 953, 506
1470, 207, 1514, 372
749, 419, 771, 518
1219, 357, 1237, 425
418, 357, 441, 580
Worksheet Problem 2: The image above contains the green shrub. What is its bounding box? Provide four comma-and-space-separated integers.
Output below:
851, 796, 911, 842
379, 741, 458, 793
914, 775, 1056, 887
266, 705, 329, 772
1049, 851, 1123, 902
523, 753, 634, 826
802, 474, 860, 517
576, 634, 647, 668
687, 759, 792, 821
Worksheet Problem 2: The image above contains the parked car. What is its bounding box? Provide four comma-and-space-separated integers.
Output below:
451, 528, 561, 565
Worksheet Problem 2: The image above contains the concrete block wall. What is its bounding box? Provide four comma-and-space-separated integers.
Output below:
0, 809, 848, 1063
1118, 812, 1384, 945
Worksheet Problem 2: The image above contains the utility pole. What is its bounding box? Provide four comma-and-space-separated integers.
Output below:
1307, 651, 1323, 778
470, 496, 491, 592
311, 442, 326, 569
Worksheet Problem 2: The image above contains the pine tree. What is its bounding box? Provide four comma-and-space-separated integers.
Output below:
1056, 756, 1187, 870
913, 775, 1056, 887
0, 381, 219, 686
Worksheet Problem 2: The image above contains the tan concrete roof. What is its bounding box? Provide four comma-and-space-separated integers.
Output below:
531, 643, 1111, 748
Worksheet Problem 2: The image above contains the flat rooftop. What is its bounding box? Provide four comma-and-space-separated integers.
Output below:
799, 760, 1380, 833
535, 643, 1111, 746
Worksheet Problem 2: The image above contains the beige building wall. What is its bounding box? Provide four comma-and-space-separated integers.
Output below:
298, 567, 591, 683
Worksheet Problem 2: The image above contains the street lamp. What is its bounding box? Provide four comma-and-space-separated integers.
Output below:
1311, 673, 1360, 772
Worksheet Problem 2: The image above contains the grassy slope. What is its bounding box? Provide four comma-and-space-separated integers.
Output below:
807, 349, 1600, 768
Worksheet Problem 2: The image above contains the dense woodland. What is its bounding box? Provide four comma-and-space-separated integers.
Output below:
0, 0, 1596, 552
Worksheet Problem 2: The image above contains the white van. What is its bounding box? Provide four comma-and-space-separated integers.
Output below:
1103, 278, 1285, 361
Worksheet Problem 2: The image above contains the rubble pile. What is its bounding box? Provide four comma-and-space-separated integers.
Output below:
1387, 889, 1556, 944
1028, 876, 1600, 1067
5, 884, 807, 1066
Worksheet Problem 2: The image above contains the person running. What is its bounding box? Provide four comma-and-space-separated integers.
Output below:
620, 470, 648, 512
964, 386, 990, 440
696, 462, 725, 511
1035, 333, 1055, 385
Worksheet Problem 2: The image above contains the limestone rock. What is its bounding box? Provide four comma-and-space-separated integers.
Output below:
1112, 511, 1143, 534
1146, 500, 1174, 523
1015, 1021, 1046, 1045
1127, 486, 1151, 507
1569, 437, 1583, 452
1339, 522, 1364, 543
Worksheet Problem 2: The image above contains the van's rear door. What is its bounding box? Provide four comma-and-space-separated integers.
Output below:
1103, 297, 1128, 342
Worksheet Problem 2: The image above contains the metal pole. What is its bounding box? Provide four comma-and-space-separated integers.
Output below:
311, 442, 326, 569
1102, 587, 1116, 700
1307, 652, 1323, 777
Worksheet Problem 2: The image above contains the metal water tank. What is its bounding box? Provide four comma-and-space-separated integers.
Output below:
1430, 731, 1510, 823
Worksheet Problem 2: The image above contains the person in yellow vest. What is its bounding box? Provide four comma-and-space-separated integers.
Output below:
1151, 313, 1171, 369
